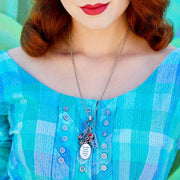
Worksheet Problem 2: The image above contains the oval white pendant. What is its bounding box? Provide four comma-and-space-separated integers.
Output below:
80, 143, 91, 160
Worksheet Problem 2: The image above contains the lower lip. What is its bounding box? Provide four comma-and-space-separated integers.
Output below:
81, 3, 109, 15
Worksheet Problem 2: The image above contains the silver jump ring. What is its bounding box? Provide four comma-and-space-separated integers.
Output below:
85, 119, 95, 129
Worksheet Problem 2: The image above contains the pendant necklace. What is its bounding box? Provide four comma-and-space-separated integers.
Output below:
68, 26, 130, 160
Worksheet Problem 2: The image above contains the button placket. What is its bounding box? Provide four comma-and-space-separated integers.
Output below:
57, 112, 70, 165
61, 113, 70, 143
58, 112, 69, 165
100, 110, 112, 164
51, 94, 76, 179
92, 99, 117, 178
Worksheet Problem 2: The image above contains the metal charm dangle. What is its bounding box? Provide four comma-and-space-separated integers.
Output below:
80, 143, 91, 160
78, 116, 98, 160
91, 133, 99, 148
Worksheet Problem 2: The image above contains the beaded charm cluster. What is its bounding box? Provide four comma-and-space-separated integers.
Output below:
78, 115, 99, 149
78, 128, 94, 146
77, 116, 99, 160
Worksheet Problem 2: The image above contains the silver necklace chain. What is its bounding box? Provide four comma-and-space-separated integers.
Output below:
68, 27, 130, 120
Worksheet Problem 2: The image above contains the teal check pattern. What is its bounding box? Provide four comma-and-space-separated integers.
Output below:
0, 49, 180, 180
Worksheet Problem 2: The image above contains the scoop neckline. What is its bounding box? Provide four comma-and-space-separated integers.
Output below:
2, 48, 179, 102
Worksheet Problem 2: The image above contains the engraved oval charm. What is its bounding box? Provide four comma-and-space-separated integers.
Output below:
80, 143, 91, 160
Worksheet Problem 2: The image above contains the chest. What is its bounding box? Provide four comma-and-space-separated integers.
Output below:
24, 55, 160, 100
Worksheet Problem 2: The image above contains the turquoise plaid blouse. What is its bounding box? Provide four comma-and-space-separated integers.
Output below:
0, 49, 180, 180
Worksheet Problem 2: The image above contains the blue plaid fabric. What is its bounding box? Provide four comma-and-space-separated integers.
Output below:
0, 49, 180, 180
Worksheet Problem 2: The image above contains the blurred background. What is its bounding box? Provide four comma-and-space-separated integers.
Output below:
0, 0, 180, 50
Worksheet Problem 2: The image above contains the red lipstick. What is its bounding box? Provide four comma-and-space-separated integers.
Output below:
81, 3, 109, 15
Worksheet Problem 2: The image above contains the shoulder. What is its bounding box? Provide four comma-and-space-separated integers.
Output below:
7, 47, 34, 66
0, 49, 13, 75
0, 49, 10, 64
149, 45, 180, 68
0, 47, 33, 85
169, 47, 180, 62
152, 45, 179, 64
157, 46, 180, 81
0, 47, 24, 66
161, 45, 180, 63
0, 47, 27, 74
3, 47, 47, 77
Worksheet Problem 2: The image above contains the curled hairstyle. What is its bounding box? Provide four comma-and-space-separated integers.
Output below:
21, 0, 174, 57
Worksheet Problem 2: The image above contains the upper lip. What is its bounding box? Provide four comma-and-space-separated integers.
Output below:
81, 3, 109, 9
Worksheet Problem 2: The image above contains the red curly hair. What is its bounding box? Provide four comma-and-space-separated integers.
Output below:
21, 0, 174, 57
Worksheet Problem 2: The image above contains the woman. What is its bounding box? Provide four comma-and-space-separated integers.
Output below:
0, 0, 179, 179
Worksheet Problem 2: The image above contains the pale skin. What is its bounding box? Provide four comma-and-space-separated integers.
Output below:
7, 0, 175, 100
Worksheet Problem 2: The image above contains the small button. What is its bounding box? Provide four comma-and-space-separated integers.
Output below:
64, 115, 70, 120
104, 120, 110, 126
59, 147, 65, 153
101, 165, 107, 171
58, 157, 64, 164
12, 156, 18, 165
62, 125, 68, 131
62, 136, 68, 142
101, 153, 107, 159
105, 109, 111, 116
63, 106, 69, 112
103, 131, 108, 137
101, 143, 107, 149
87, 107, 92, 113
79, 166, 86, 172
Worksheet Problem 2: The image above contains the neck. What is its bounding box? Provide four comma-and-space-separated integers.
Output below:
70, 13, 129, 58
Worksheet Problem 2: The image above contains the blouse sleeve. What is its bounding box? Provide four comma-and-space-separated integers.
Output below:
0, 102, 12, 179
0, 83, 12, 179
